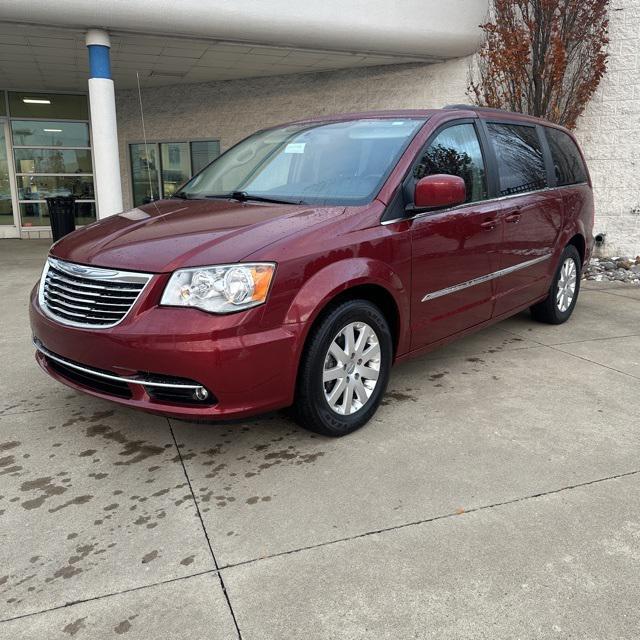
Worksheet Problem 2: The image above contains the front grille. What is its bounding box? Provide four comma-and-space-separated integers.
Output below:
40, 257, 152, 328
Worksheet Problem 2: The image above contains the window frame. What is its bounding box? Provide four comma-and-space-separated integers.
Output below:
10, 116, 96, 229
403, 117, 492, 210
128, 138, 220, 206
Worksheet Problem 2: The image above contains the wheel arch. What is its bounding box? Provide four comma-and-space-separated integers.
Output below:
566, 232, 586, 265
284, 257, 410, 363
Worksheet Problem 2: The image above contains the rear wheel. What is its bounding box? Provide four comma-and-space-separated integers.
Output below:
530, 245, 581, 324
294, 299, 392, 436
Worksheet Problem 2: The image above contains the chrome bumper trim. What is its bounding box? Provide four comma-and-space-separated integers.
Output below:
33, 339, 202, 390
421, 254, 553, 302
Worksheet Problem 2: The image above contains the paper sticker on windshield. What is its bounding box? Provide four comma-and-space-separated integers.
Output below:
284, 142, 306, 154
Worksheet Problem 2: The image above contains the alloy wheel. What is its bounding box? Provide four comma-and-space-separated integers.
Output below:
322, 321, 381, 415
557, 257, 577, 312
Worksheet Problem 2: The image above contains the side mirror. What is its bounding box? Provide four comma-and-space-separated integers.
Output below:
414, 174, 466, 210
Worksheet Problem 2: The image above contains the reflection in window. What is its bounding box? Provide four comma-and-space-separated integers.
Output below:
19, 201, 96, 228
160, 142, 190, 198
0, 125, 13, 226
130, 144, 160, 206
11, 111, 96, 228
8, 92, 89, 120
487, 123, 547, 196
11, 121, 90, 147
415, 124, 487, 203
17, 175, 94, 200
14, 148, 93, 174
545, 128, 587, 186
130, 140, 220, 206
191, 140, 220, 174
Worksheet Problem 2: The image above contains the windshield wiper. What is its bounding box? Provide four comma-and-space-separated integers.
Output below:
172, 191, 191, 200
205, 191, 304, 205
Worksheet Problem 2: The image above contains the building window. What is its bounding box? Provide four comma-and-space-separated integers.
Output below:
129, 140, 220, 206
8, 92, 95, 229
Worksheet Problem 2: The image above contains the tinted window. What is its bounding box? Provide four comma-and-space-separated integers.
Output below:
487, 123, 547, 196
414, 123, 487, 203
546, 128, 587, 186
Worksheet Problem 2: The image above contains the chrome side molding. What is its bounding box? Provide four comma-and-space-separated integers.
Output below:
421, 254, 552, 302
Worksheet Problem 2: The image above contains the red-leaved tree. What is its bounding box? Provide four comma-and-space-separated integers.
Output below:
468, 0, 609, 129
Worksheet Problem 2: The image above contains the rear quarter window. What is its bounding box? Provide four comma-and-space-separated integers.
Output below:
486, 123, 548, 196
545, 127, 588, 186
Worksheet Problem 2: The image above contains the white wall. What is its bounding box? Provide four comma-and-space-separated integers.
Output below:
115, 0, 640, 257
572, 0, 640, 258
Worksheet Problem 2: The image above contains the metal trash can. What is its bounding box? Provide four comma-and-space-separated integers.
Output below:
46, 196, 77, 242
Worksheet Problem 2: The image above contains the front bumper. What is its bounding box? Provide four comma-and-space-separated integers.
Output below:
30, 285, 305, 419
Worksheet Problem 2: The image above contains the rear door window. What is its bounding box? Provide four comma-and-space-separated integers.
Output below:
414, 123, 488, 203
545, 127, 588, 186
486, 123, 547, 196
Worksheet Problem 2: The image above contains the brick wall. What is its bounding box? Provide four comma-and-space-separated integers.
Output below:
115, 0, 640, 256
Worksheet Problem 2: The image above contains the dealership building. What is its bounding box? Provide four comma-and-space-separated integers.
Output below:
0, 0, 638, 255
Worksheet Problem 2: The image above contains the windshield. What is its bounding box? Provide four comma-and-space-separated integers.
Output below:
176, 118, 426, 205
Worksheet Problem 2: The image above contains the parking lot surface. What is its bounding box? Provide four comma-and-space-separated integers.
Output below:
1, 239, 639, 639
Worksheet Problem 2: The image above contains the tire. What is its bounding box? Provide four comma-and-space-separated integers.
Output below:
530, 245, 581, 324
294, 299, 393, 436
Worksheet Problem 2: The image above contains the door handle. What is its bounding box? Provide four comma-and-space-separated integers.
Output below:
504, 205, 522, 224
480, 218, 498, 230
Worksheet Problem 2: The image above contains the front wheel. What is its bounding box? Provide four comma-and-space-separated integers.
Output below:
294, 300, 392, 436
530, 245, 581, 324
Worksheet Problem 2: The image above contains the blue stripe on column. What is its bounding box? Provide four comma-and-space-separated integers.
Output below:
88, 44, 111, 79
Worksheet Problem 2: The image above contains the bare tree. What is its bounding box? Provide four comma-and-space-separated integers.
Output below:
468, 0, 609, 129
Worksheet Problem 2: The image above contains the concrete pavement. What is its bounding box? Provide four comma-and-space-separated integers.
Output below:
1, 239, 639, 639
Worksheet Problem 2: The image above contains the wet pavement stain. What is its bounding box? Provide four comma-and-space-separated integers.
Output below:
246, 496, 272, 505
62, 617, 87, 636
85, 424, 164, 465
52, 564, 83, 580
48, 494, 93, 513
141, 550, 159, 564
20, 476, 67, 510
180, 555, 195, 566
0, 441, 20, 452
381, 391, 418, 406
114, 615, 137, 635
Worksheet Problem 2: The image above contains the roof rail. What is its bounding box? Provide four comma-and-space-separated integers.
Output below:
443, 104, 518, 115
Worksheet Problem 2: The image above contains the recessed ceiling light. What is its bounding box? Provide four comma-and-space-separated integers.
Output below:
43, 128, 62, 132
23, 98, 51, 104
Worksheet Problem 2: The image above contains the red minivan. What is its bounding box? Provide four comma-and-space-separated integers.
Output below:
30, 106, 593, 436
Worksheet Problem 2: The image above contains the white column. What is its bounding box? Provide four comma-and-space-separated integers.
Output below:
86, 29, 123, 218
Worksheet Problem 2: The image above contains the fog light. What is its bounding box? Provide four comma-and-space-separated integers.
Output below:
194, 386, 209, 401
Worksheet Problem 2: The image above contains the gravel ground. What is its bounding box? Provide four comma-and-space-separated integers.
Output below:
583, 255, 640, 284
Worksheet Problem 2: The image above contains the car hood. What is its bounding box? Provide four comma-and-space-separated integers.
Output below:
51, 198, 345, 273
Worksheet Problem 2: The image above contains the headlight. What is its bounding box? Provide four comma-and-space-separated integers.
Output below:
160, 263, 276, 314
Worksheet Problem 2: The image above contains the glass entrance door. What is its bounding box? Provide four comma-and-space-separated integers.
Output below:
0, 119, 17, 228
